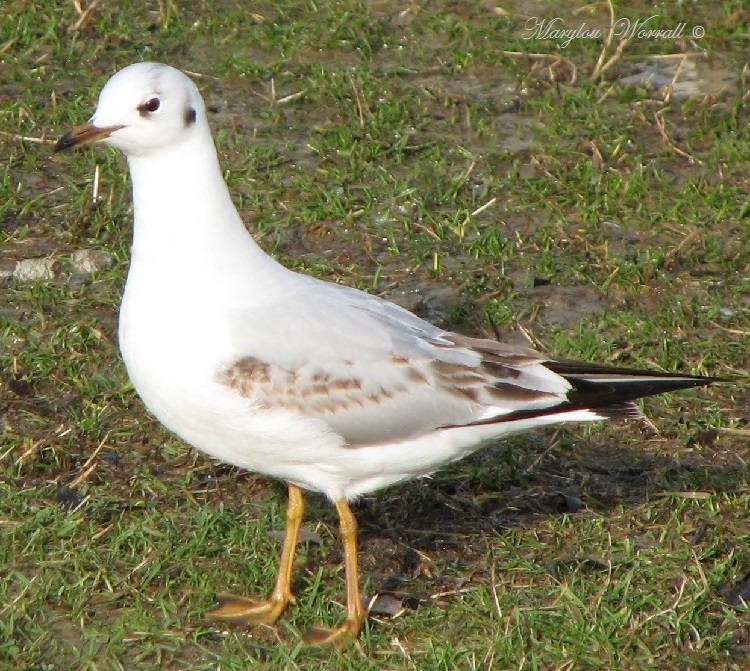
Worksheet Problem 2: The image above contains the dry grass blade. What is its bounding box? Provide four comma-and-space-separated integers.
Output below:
589, 0, 616, 80
348, 73, 366, 128
69, 432, 109, 488
0, 130, 52, 144
68, 0, 103, 32
503, 51, 578, 85
662, 55, 689, 105
653, 111, 702, 164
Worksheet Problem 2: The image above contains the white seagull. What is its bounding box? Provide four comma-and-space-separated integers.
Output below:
56, 62, 715, 645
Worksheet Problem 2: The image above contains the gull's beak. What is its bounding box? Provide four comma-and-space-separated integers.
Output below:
54, 120, 124, 153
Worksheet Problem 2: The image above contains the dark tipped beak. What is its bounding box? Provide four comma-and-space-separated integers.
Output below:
54, 120, 125, 153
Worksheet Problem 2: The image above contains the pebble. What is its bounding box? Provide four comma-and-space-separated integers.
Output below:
14, 258, 56, 282
69, 249, 115, 274
8, 250, 115, 283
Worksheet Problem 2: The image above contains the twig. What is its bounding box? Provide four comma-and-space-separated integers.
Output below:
348, 73, 366, 128
594, 38, 629, 80
653, 111, 701, 164
70, 493, 92, 514
182, 68, 218, 80
471, 197, 496, 217
92, 163, 101, 203
0, 576, 38, 617
430, 586, 478, 600
665, 227, 699, 259
502, 51, 577, 84
662, 55, 688, 105
409, 220, 441, 240
581, 139, 604, 166
515, 322, 546, 350
590, 0, 615, 80
708, 322, 750, 336
525, 432, 560, 473
636, 53, 705, 60
489, 559, 503, 620
274, 90, 307, 105
1, 37, 17, 54
68, 0, 103, 32
0, 129, 51, 144
456, 157, 476, 185
640, 415, 660, 434
596, 84, 615, 105
14, 439, 43, 466
255, 78, 306, 106
70, 431, 109, 488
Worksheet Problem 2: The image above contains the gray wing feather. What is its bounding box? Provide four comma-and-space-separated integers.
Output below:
222, 278, 569, 445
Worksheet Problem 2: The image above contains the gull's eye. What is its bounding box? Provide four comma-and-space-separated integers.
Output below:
138, 97, 161, 115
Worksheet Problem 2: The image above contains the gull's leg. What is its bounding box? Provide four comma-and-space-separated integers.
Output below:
305, 498, 367, 646
207, 484, 304, 626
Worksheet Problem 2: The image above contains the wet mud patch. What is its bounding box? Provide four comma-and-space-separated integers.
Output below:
525, 283, 606, 327
619, 55, 737, 101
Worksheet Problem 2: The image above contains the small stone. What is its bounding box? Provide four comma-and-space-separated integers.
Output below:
14, 258, 56, 282
70, 249, 115, 274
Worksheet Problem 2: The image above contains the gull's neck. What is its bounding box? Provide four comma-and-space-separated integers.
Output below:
124, 122, 280, 285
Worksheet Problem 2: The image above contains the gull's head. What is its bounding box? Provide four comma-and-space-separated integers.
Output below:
55, 62, 206, 158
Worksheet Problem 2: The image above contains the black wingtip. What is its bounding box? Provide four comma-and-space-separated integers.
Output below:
543, 358, 722, 412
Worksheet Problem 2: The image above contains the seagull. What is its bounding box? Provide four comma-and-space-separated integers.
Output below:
56, 62, 716, 645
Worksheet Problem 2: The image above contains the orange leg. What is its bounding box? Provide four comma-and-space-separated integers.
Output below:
305, 497, 367, 646
207, 484, 304, 626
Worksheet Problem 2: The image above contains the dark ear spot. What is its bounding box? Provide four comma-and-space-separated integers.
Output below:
185, 106, 197, 126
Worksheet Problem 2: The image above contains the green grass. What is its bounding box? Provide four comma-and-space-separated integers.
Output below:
2, 1, 750, 669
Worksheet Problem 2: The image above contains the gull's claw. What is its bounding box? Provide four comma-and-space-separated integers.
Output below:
304, 616, 366, 647
206, 594, 290, 626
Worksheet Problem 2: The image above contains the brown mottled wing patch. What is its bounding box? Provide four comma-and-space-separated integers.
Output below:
429, 356, 556, 405
435, 334, 564, 406
219, 356, 378, 416
221, 356, 271, 392
217, 343, 562, 446
218, 352, 475, 446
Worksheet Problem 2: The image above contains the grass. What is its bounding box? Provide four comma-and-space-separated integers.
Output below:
2, 0, 750, 669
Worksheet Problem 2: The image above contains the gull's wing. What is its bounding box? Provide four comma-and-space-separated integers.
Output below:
220, 277, 712, 447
